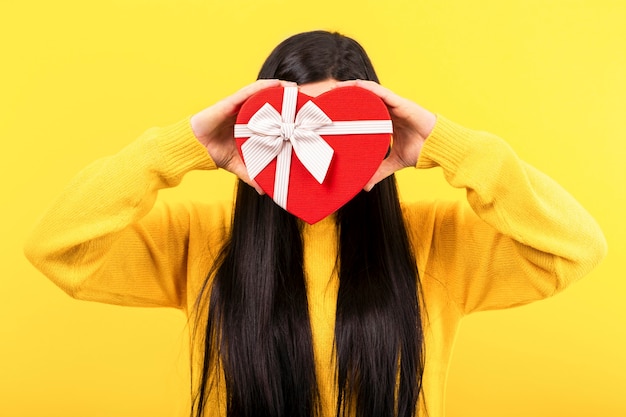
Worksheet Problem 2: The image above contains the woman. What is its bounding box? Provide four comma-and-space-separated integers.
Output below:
24, 31, 607, 417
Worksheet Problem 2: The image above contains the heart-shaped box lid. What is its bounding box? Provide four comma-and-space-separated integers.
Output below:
234, 86, 392, 224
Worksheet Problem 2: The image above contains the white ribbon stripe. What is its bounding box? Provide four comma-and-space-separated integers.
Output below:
234, 87, 392, 209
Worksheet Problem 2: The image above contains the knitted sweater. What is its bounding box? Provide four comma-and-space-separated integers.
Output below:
24, 115, 607, 417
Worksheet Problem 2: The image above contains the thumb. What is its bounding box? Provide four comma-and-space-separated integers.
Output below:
363, 159, 399, 192
225, 156, 266, 195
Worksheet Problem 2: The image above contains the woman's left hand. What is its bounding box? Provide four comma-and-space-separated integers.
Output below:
337, 80, 437, 191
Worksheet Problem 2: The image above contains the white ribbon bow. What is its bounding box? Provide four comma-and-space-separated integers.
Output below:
234, 86, 392, 210
240, 88, 334, 185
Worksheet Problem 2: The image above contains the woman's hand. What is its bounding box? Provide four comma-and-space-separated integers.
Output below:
190, 79, 296, 194
337, 80, 437, 191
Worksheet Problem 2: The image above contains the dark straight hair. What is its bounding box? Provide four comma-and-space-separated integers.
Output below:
193, 31, 425, 417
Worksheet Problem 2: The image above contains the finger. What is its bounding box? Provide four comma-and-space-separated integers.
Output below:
248, 178, 265, 195
335, 80, 358, 87
225, 155, 266, 195
242, 177, 265, 195
232, 168, 265, 195
363, 159, 400, 192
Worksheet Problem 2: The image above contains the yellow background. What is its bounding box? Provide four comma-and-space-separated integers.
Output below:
1, 0, 624, 416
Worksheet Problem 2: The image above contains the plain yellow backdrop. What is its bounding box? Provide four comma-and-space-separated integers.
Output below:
1, 0, 624, 416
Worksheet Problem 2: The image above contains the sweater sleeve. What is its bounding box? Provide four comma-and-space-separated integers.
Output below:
411, 116, 607, 315
24, 118, 220, 309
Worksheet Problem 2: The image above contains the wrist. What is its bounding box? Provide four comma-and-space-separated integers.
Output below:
416, 108, 437, 141
189, 112, 210, 147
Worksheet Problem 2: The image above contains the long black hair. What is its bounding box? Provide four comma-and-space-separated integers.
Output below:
193, 31, 425, 417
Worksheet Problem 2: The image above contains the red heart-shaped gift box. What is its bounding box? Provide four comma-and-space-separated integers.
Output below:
234, 86, 392, 224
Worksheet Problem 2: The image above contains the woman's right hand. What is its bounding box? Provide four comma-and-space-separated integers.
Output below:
190, 79, 296, 194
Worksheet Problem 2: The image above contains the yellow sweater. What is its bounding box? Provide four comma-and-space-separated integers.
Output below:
24, 115, 607, 417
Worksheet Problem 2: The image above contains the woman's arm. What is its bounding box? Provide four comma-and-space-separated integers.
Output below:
23, 119, 217, 308
343, 80, 607, 314
413, 117, 607, 313
24, 80, 291, 309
